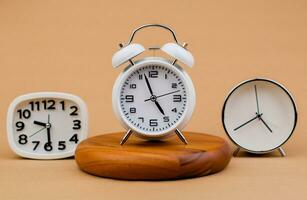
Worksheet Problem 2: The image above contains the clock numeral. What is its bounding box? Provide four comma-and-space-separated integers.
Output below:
171, 108, 177, 113
173, 95, 182, 102
69, 134, 79, 144
60, 101, 65, 110
32, 141, 40, 150
165, 74, 168, 79
73, 120, 81, 130
42, 100, 56, 110
130, 107, 136, 113
58, 141, 66, 150
125, 95, 134, 103
15, 121, 25, 131
172, 83, 177, 89
29, 100, 58, 111
44, 142, 53, 151
29, 101, 40, 111
149, 71, 158, 78
70, 106, 78, 116
139, 74, 143, 80
138, 117, 144, 123
17, 109, 31, 119
163, 116, 170, 122
18, 134, 28, 145
149, 119, 158, 127
130, 84, 137, 89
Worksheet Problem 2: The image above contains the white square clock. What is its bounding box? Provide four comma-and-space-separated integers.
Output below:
7, 92, 88, 159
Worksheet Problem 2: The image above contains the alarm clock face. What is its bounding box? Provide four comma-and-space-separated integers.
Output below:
222, 78, 297, 153
7, 92, 88, 159
113, 58, 195, 138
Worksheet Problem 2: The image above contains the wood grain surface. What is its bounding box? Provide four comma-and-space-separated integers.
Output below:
75, 132, 232, 180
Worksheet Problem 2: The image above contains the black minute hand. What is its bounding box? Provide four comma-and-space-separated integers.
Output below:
144, 74, 153, 95
46, 126, 51, 144
254, 85, 260, 114
46, 114, 52, 144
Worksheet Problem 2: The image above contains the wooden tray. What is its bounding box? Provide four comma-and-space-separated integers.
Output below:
75, 132, 232, 180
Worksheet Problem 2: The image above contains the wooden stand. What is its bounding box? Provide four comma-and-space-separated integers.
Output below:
75, 132, 232, 180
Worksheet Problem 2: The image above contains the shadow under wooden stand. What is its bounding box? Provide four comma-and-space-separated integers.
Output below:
75, 132, 232, 181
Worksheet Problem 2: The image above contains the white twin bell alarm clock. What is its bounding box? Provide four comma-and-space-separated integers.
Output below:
112, 24, 196, 145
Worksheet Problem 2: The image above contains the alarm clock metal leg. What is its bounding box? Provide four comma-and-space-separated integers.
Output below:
278, 147, 286, 157
175, 129, 188, 145
233, 147, 241, 156
120, 129, 133, 145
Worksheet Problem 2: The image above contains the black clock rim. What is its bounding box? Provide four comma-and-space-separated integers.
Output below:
221, 78, 298, 154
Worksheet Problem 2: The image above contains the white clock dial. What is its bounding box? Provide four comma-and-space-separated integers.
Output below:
7, 92, 88, 159
222, 79, 297, 153
113, 59, 195, 138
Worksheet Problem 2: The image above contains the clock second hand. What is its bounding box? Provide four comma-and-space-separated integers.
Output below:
30, 120, 48, 137
30, 114, 53, 139
29, 127, 46, 138
144, 90, 181, 102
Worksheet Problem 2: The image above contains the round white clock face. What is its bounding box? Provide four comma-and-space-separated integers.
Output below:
222, 78, 297, 153
113, 59, 195, 138
7, 92, 88, 159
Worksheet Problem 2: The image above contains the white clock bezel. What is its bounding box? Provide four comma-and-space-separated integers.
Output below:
222, 78, 298, 154
112, 57, 196, 139
7, 92, 88, 159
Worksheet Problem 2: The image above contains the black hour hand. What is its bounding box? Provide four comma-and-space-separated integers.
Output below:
33, 120, 46, 127
155, 101, 165, 115
233, 114, 262, 131
259, 117, 273, 133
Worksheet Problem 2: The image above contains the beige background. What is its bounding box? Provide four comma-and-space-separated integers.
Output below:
1, 0, 307, 199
